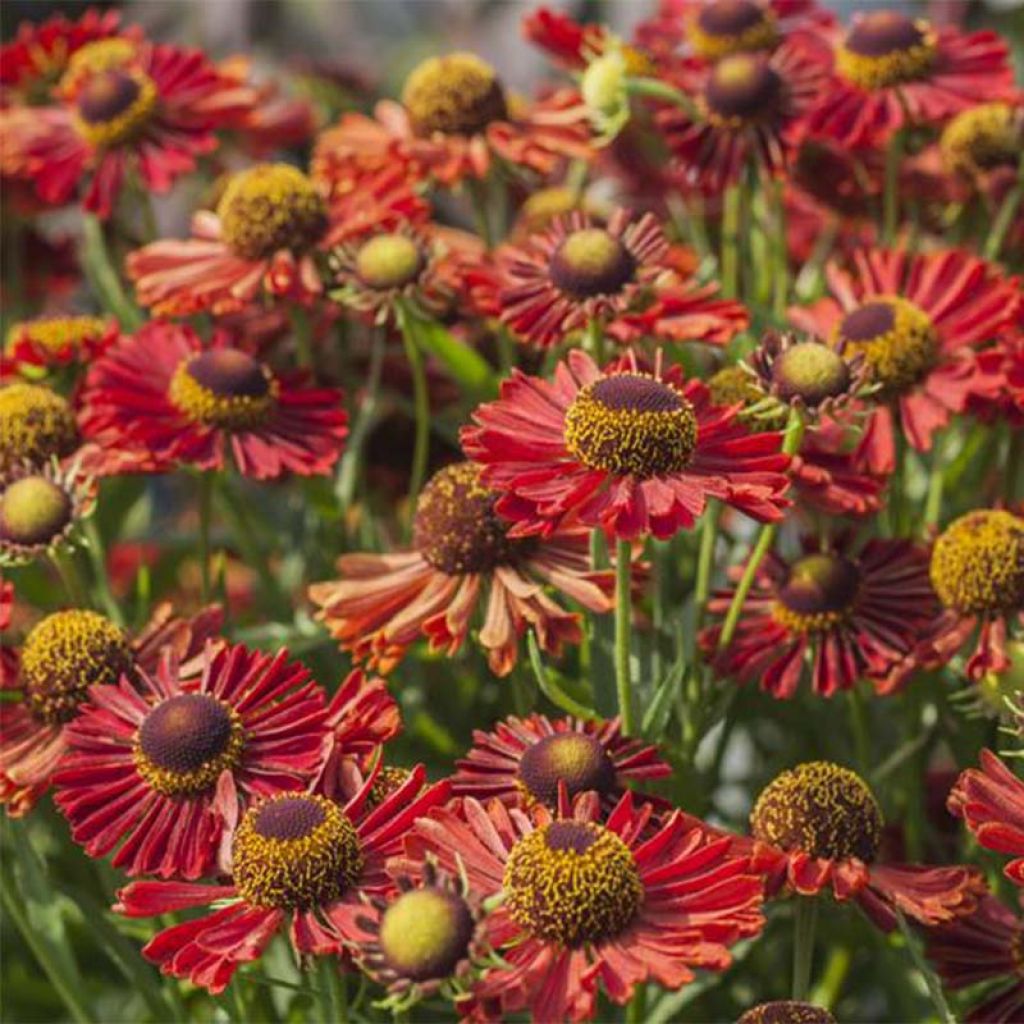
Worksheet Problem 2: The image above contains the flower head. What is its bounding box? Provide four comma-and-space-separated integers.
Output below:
5, 315, 117, 374
0, 383, 80, 470
738, 1002, 837, 1024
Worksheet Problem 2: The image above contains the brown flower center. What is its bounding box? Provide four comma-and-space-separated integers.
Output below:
0, 475, 73, 548
773, 553, 861, 633
565, 373, 698, 479
549, 228, 636, 299
402, 52, 508, 137
169, 349, 278, 430
504, 820, 643, 947
379, 887, 475, 983
74, 68, 157, 147
704, 54, 783, 122
836, 12, 937, 90
688, 0, 779, 59
738, 1001, 838, 1024
751, 761, 883, 862
518, 733, 617, 806
413, 462, 523, 574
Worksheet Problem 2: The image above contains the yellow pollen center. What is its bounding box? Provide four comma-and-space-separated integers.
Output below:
217, 164, 328, 261
930, 509, 1024, 615
20, 609, 132, 725
7, 316, 109, 357
565, 373, 698, 479
836, 12, 937, 90
63, 39, 138, 82
518, 733, 616, 806
751, 761, 883, 862
772, 342, 852, 407
688, 0, 779, 59
169, 350, 279, 430
378, 888, 475, 982
0, 475, 73, 548
941, 103, 1020, 178
833, 296, 937, 395
72, 67, 157, 148
0, 383, 80, 468
503, 821, 643, 947
354, 234, 425, 290
401, 52, 508, 137
232, 795, 364, 910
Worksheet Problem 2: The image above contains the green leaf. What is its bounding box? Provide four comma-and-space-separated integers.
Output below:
642, 657, 684, 740
405, 315, 498, 399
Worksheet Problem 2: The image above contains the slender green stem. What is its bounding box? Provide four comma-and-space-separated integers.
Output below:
614, 538, 635, 735
626, 983, 647, 1024
721, 183, 742, 300
894, 909, 955, 1024
82, 518, 123, 625
315, 956, 347, 1023
51, 549, 89, 607
882, 129, 905, 244
197, 472, 214, 603
792, 897, 819, 1001
466, 177, 494, 249
694, 500, 719, 634
290, 306, 314, 370
923, 431, 947, 529
847, 685, 870, 776
528, 631, 598, 720
983, 153, 1024, 261
770, 176, 789, 320
625, 77, 697, 115
337, 328, 385, 509
0, 869, 94, 1024
81, 214, 144, 330
398, 308, 430, 508
582, 318, 606, 365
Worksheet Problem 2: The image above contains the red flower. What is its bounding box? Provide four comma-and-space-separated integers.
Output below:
462, 350, 791, 541
309, 462, 616, 676
127, 164, 426, 317
701, 533, 938, 699
452, 714, 671, 811
114, 770, 449, 994
657, 40, 828, 192
949, 749, 1024, 887
789, 248, 1018, 472
747, 761, 982, 931
523, 8, 612, 71
311, 52, 590, 191
925, 894, 1024, 1024
8, 39, 255, 218
393, 791, 764, 1022
5, 315, 117, 374
968, 332, 1024, 429
804, 11, 1016, 148
0, 603, 221, 817
79, 322, 347, 480
477, 209, 747, 350
53, 643, 329, 879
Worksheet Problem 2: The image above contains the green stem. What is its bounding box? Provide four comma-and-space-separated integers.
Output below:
626, 983, 647, 1024
51, 549, 89, 607
466, 177, 493, 249
614, 538, 635, 735
337, 328, 385, 509
694, 500, 719, 635
528, 631, 598, 720
770, 176, 789, 320
80, 214, 143, 330
983, 152, 1024, 261
582, 318, 606, 365
316, 956, 347, 1024
398, 307, 430, 509
290, 306, 314, 370
792, 897, 819, 1001
0, 869, 94, 1024
882, 128, 905, 245
82, 518, 123, 625
721, 183, 742, 300
198, 472, 214, 603
847, 685, 870, 776
894, 909, 955, 1024
923, 431, 948, 529
625, 77, 696, 115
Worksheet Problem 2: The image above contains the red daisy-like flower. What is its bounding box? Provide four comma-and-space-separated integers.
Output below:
924, 508, 1024, 682
523, 8, 619, 71
0, 577, 17, 688
462, 350, 791, 541
0, 603, 221, 817
925, 894, 1024, 1024
5, 314, 117, 375
52, 643, 329, 879
969, 332, 1024, 429
789, 248, 1018, 472
949, 749, 1024, 887
804, 10, 1016, 148
114, 769, 449, 994
701, 533, 937, 699
393, 790, 764, 1022
309, 461, 617, 676
127, 164, 426, 317
79, 322, 347, 480
7, 38, 255, 218
657, 40, 827, 192
311, 52, 590, 192
747, 761, 982, 932
452, 714, 671, 811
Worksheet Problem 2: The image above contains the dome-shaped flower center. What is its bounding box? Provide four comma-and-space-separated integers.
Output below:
520, 186, 582, 231
169, 349, 279, 430
233, 794, 364, 910
9, 316, 109, 357
368, 765, 412, 807
772, 342, 852, 407
941, 103, 1020, 177
217, 164, 328, 261
20, 610, 132, 725
834, 296, 938, 396
751, 761, 883, 862
503, 820, 643, 947
0, 475, 73, 548
738, 1001, 838, 1024
773, 553, 861, 633
565, 374, 698, 479
355, 234, 426, 291
549, 228, 636, 299
704, 54, 783, 122
0, 383, 80, 468
836, 11, 937, 90
930, 509, 1024, 615
73, 68, 157, 148
413, 462, 523, 574
518, 733, 617, 806
134, 693, 246, 796
379, 887, 475, 982
402, 52, 508, 137
63, 39, 139, 82
688, 0, 779, 59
